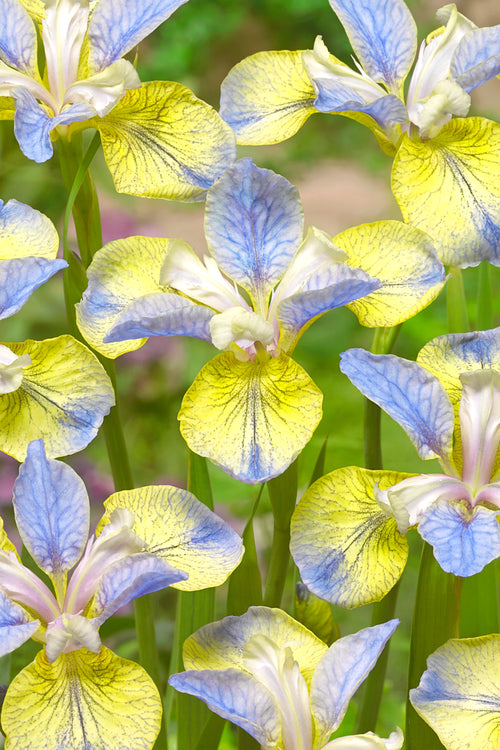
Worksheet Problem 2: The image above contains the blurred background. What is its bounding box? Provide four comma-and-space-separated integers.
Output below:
0, 1, 499, 745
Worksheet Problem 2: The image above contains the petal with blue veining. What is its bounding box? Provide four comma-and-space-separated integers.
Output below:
0, 257, 66, 319
0, 198, 59, 259
452, 26, 500, 92
0, 0, 38, 74
0, 591, 39, 657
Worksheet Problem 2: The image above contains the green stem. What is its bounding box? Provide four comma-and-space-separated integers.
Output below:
476, 261, 493, 330
263, 460, 298, 608
57, 134, 167, 750
446, 267, 470, 333
405, 543, 461, 749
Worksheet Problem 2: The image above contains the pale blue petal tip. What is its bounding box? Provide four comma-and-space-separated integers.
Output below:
0, 591, 40, 657
0, 258, 67, 319
313, 83, 407, 129
452, 26, 500, 91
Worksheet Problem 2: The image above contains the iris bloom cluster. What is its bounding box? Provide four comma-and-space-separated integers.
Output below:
170, 606, 403, 750
220, 0, 500, 267
0, 0, 236, 198
291, 328, 500, 607
0, 439, 243, 748
0, 196, 114, 459
76, 157, 445, 483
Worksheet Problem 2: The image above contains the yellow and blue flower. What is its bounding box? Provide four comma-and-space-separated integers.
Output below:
0, 0, 236, 198
0, 438, 243, 748
220, 1, 500, 266
76, 158, 445, 483
291, 328, 500, 608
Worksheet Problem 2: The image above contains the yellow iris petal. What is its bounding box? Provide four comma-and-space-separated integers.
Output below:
93, 81, 236, 200
392, 117, 500, 267
18, 0, 44, 20
0, 98, 15, 120
220, 50, 317, 144
178, 352, 323, 483
0, 336, 114, 460
291, 467, 410, 608
333, 220, 445, 326
0, 517, 16, 555
76, 235, 170, 358
0, 203, 58, 261
2, 647, 161, 750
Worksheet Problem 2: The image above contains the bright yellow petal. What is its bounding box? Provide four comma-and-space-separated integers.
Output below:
0, 336, 114, 460
18, 0, 44, 19
2, 647, 161, 750
333, 220, 445, 326
291, 467, 410, 608
76, 235, 171, 358
392, 117, 500, 267
179, 352, 323, 484
0, 517, 16, 555
220, 50, 317, 144
0, 98, 15, 120
93, 81, 236, 200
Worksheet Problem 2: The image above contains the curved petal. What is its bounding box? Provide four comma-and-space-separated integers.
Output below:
205, 159, 303, 306
219, 50, 317, 145
327, 0, 417, 92
2, 647, 162, 749
0, 257, 66, 320
89, 553, 187, 623
0, 198, 59, 259
178, 352, 323, 484
94, 81, 236, 200
100, 485, 243, 591
182, 607, 327, 680
323, 729, 404, 749
0, 336, 115, 460
290, 467, 409, 608
0, 0, 38, 74
76, 235, 170, 358
340, 349, 454, 461
418, 500, 500, 576
169, 668, 281, 748
410, 635, 500, 750
392, 118, 500, 267
452, 26, 500, 92
13, 440, 89, 577
87, 0, 188, 72
312, 84, 407, 132
332, 220, 445, 327
13, 87, 94, 162
105, 292, 214, 344
0, 590, 39, 657
311, 620, 399, 743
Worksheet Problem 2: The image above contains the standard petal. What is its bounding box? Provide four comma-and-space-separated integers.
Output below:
452, 26, 500, 92
340, 349, 454, 461
0, 257, 66, 319
410, 635, 500, 750
182, 607, 327, 679
76, 235, 171, 358
392, 118, 500, 267
178, 352, 323, 484
311, 620, 399, 744
418, 500, 500, 576
276, 264, 380, 354
332, 220, 445, 327
94, 81, 236, 200
2, 647, 162, 749
0, 0, 38, 74
290, 467, 409, 608
220, 50, 316, 144
89, 553, 187, 623
12, 440, 89, 577
0, 590, 39, 657
169, 668, 281, 748
328, 0, 417, 92
205, 159, 303, 306
101, 485, 243, 591
0, 198, 59, 259
0, 336, 114, 460
105, 292, 214, 344
87, 0, 189, 72
13, 87, 94, 162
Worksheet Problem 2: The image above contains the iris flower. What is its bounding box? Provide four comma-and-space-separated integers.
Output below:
0, 0, 236, 199
0, 438, 243, 749
291, 328, 500, 608
0, 195, 114, 459
169, 606, 403, 750
410, 635, 500, 750
220, 1, 500, 266
76, 158, 445, 483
